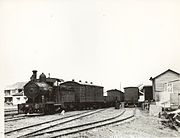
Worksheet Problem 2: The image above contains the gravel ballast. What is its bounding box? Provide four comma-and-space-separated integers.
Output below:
5, 108, 180, 138
69, 109, 180, 138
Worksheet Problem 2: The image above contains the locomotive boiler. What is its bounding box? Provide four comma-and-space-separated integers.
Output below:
18, 70, 62, 114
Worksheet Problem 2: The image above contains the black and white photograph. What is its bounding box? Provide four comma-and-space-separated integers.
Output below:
1, 0, 180, 137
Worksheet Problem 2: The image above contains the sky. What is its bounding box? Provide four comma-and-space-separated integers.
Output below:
1, 0, 180, 94
1, 0, 180, 136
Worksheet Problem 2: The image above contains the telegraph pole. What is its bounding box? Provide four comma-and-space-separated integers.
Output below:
178, 93, 180, 108
120, 82, 121, 91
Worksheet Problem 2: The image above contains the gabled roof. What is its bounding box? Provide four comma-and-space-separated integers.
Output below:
5, 82, 27, 90
149, 69, 180, 81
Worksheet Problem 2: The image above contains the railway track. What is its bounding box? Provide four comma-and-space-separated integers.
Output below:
5, 109, 106, 138
31, 110, 125, 138
5, 115, 27, 122
4, 110, 18, 117
5, 113, 19, 117
5, 109, 18, 112
30, 108, 135, 138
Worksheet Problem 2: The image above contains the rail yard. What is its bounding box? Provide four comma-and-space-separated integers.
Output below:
4, 69, 180, 137
5, 107, 180, 138
5, 108, 132, 137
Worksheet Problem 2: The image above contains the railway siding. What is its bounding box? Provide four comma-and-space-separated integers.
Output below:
45, 108, 134, 138
4, 110, 18, 117
5, 116, 26, 122
5, 109, 106, 138
74, 109, 180, 138
5, 108, 136, 138
31, 109, 126, 138
5, 110, 89, 133
27, 108, 134, 138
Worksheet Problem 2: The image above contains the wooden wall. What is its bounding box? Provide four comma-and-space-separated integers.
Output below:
153, 71, 180, 103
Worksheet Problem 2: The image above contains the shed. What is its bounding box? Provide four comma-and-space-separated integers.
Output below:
150, 69, 180, 108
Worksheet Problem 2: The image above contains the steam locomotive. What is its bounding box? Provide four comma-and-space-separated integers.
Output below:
18, 70, 105, 114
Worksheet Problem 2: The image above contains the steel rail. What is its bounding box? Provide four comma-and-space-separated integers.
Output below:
31, 109, 126, 137
5, 116, 26, 122
5, 114, 25, 119
17, 109, 106, 138
5, 109, 18, 112
50, 109, 135, 138
5, 110, 94, 134
5, 113, 19, 117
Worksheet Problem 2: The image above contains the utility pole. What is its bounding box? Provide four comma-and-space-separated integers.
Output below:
178, 92, 180, 109
120, 82, 121, 91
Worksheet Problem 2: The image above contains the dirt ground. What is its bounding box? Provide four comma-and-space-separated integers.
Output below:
72, 108, 180, 138
4, 107, 180, 138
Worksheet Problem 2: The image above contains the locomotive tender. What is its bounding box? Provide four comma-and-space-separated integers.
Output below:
18, 70, 105, 114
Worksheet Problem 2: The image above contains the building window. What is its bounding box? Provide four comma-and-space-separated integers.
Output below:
167, 83, 173, 93
5, 90, 10, 96
164, 83, 173, 93
12, 90, 16, 94
164, 83, 167, 92
17, 97, 20, 101
18, 89, 22, 92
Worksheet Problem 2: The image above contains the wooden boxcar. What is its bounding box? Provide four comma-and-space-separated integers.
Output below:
141, 85, 153, 101
105, 89, 124, 107
106, 89, 124, 102
124, 87, 139, 106
57, 81, 104, 110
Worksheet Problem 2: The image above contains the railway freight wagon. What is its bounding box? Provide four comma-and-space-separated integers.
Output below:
58, 81, 104, 110
124, 87, 139, 106
141, 85, 153, 101
105, 89, 124, 107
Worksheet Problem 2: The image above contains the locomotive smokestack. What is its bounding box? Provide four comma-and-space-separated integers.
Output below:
32, 70, 37, 80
